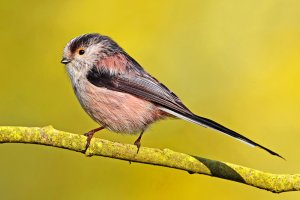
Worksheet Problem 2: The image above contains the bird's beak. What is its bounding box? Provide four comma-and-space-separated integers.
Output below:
61, 57, 71, 64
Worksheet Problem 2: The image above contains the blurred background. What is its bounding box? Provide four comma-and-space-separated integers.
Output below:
0, 0, 300, 199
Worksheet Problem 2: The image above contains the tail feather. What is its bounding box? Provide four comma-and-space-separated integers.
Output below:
160, 107, 284, 159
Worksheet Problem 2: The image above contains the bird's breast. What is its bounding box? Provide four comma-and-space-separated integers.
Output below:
73, 79, 165, 133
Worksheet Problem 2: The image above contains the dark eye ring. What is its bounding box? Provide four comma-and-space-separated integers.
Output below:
78, 49, 85, 55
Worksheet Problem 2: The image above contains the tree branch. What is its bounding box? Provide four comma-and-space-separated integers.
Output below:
0, 126, 298, 193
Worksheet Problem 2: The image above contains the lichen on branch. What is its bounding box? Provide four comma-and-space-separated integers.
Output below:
0, 126, 298, 193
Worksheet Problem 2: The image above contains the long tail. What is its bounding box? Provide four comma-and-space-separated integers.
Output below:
160, 108, 284, 159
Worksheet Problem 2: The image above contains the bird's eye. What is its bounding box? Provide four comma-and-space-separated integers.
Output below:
78, 49, 85, 55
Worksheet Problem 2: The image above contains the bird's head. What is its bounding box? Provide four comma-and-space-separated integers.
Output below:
61, 33, 122, 71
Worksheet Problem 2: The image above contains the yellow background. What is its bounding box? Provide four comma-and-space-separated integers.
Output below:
0, 0, 300, 199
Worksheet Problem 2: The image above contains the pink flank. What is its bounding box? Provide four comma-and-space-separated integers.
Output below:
77, 79, 166, 134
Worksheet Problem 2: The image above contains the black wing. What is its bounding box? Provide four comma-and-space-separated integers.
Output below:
87, 66, 192, 116
87, 64, 283, 159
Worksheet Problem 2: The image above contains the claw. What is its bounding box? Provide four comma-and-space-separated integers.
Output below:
134, 140, 141, 153
133, 131, 144, 153
84, 127, 104, 151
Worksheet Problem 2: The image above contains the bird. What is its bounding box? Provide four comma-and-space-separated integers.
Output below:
61, 33, 283, 159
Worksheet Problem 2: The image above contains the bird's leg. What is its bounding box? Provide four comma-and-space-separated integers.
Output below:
134, 130, 144, 153
84, 126, 105, 150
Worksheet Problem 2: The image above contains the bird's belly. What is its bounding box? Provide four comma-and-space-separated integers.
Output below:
75, 83, 164, 134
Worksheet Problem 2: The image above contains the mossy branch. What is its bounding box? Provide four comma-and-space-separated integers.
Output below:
0, 126, 298, 193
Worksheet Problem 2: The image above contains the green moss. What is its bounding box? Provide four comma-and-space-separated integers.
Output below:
0, 125, 299, 193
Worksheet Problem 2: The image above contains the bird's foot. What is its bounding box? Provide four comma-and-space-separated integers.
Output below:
134, 131, 144, 153
134, 139, 141, 153
84, 127, 104, 152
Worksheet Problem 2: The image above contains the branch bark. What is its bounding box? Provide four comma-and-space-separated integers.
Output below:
0, 126, 298, 193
